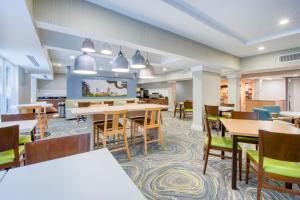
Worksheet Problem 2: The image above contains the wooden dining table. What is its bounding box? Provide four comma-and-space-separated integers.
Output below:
71, 104, 168, 149
0, 120, 37, 133
220, 118, 300, 190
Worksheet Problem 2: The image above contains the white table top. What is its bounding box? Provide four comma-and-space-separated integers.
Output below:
71, 103, 168, 115
0, 120, 37, 133
16, 103, 53, 108
280, 111, 300, 118
0, 149, 146, 200
219, 106, 234, 112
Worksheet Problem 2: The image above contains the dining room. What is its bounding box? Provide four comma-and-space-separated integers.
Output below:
1, 0, 300, 200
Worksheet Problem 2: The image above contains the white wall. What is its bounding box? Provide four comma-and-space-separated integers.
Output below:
202, 71, 221, 105
254, 79, 286, 100
289, 78, 300, 111
176, 80, 193, 102
18, 67, 31, 104
38, 74, 66, 97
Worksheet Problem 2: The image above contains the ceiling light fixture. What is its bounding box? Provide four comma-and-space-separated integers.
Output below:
101, 43, 112, 55
131, 50, 146, 69
73, 53, 97, 75
81, 38, 96, 53
139, 54, 155, 79
258, 46, 265, 51
279, 18, 289, 25
112, 47, 129, 73
163, 67, 167, 72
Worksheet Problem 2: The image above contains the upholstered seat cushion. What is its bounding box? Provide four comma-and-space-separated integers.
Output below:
247, 150, 300, 178
207, 116, 226, 121
205, 136, 242, 150
19, 135, 32, 145
0, 145, 24, 165
184, 108, 193, 112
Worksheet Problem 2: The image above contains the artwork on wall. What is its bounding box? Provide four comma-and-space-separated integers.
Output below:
82, 79, 128, 97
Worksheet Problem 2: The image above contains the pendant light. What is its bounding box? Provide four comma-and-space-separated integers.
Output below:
131, 50, 145, 68
112, 47, 129, 72
139, 54, 155, 79
101, 42, 112, 55
81, 38, 96, 53
73, 52, 97, 74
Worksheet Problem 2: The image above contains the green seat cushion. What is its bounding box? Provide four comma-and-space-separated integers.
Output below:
19, 135, 32, 145
207, 116, 226, 121
205, 136, 242, 150
238, 136, 258, 142
247, 150, 300, 178
175, 108, 180, 110
184, 108, 193, 112
0, 145, 24, 165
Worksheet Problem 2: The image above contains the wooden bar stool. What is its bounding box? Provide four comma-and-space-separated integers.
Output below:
133, 107, 164, 155
95, 110, 131, 160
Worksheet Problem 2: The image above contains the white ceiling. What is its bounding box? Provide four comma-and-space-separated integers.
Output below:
87, 0, 300, 57
0, 0, 51, 75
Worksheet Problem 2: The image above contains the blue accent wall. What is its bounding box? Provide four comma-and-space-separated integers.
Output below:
66, 67, 137, 99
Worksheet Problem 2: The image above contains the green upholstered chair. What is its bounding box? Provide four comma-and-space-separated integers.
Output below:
1, 113, 36, 144
246, 130, 300, 199
231, 111, 259, 146
203, 115, 243, 180
204, 105, 225, 133
183, 101, 193, 120
0, 125, 25, 170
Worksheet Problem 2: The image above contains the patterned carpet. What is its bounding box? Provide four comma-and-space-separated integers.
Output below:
47, 112, 300, 200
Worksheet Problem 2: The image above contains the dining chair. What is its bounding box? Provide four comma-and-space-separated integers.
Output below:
25, 133, 90, 165
126, 111, 145, 144
246, 130, 300, 199
173, 100, 181, 118
221, 103, 235, 107
204, 105, 225, 133
0, 125, 25, 170
183, 101, 193, 120
1, 113, 36, 143
203, 115, 243, 181
77, 102, 90, 124
133, 107, 164, 155
95, 110, 131, 160
126, 100, 135, 104
103, 101, 114, 106
231, 111, 259, 146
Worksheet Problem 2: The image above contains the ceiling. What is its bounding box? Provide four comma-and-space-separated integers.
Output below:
0, 0, 51, 75
87, 0, 300, 57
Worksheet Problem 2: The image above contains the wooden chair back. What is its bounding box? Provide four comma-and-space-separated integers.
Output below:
89, 103, 107, 108
231, 111, 258, 120
103, 101, 114, 106
203, 115, 212, 146
25, 133, 90, 165
1, 113, 35, 122
259, 130, 300, 162
126, 100, 135, 104
78, 102, 90, 108
144, 107, 161, 129
183, 101, 193, 109
204, 105, 219, 116
0, 125, 20, 167
102, 110, 128, 136
221, 103, 235, 107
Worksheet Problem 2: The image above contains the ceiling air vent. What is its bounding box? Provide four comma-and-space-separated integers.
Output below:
26, 55, 40, 67
279, 52, 300, 63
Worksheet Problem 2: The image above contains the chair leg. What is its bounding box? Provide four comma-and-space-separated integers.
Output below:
257, 175, 263, 200
144, 128, 148, 156
246, 155, 250, 184
203, 146, 206, 160
123, 132, 131, 161
130, 120, 134, 144
203, 145, 210, 174
158, 126, 164, 148
238, 151, 242, 181
102, 136, 107, 148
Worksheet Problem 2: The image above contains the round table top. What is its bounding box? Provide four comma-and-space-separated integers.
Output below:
280, 111, 300, 118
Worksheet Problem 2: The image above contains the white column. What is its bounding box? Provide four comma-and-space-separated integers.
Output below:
191, 66, 203, 131
227, 73, 241, 111
168, 81, 176, 111
30, 76, 37, 103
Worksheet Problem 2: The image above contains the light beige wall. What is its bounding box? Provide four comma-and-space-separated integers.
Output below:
241, 47, 300, 73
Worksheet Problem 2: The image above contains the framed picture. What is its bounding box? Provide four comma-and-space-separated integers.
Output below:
82, 79, 128, 97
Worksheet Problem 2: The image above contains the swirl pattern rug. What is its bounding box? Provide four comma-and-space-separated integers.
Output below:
48, 112, 300, 200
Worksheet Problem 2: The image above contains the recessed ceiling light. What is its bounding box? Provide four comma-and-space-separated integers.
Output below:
163, 67, 167, 72
258, 46, 265, 51
70, 55, 75, 59
279, 18, 289, 25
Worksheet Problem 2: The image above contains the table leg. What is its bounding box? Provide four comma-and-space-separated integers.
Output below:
285, 183, 292, 189
86, 115, 94, 150
179, 105, 182, 119
232, 135, 238, 190
221, 123, 225, 159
